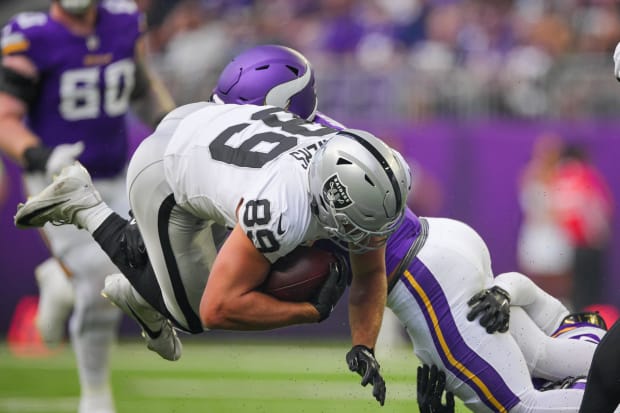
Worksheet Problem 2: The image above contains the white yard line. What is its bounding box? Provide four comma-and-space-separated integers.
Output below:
0, 397, 77, 412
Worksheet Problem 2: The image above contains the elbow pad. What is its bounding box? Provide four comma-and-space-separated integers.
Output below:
0, 65, 39, 105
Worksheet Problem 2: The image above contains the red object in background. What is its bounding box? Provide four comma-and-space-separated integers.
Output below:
552, 160, 614, 247
7, 296, 63, 358
584, 303, 620, 329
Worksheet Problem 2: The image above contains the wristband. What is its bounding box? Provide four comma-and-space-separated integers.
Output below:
23, 144, 52, 172
351, 344, 375, 356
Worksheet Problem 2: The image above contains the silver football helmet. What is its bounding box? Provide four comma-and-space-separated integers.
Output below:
308, 129, 411, 253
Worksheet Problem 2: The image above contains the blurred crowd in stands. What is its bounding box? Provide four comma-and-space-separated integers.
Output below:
2, 0, 620, 120
135, 0, 620, 119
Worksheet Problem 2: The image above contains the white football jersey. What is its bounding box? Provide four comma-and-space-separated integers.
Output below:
163, 103, 338, 262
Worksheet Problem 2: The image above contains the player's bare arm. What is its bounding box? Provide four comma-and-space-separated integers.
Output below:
345, 243, 388, 406
200, 223, 319, 330
0, 55, 40, 163
0, 54, 83, 178
348, 243, 388, 348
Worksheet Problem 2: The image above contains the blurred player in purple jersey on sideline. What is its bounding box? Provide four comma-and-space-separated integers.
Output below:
0, 1, 174, 412
210, 44, 608, 411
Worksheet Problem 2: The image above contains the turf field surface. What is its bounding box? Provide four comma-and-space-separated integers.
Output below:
0, 339, 468, 413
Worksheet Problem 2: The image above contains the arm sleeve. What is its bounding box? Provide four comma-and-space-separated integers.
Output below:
1, 14, 47, 104
0, 65, 39, 104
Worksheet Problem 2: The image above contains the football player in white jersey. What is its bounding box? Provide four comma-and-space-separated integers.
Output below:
205, 44, 609, 411
14, 102, 411, 406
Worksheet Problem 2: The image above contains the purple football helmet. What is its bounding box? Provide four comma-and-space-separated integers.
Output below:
212, 45, 318, 121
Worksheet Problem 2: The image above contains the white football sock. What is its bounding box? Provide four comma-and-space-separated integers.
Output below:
76, 203, 115, 233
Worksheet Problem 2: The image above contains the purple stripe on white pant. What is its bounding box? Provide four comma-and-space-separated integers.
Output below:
401, 258, 520, 412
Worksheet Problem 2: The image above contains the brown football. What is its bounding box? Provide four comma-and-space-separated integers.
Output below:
261, 246, 336, 302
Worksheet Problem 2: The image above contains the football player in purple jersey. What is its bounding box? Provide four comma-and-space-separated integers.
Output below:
0, 1, 174, 412
210, 44, 607, 411
420, 308, 608, 412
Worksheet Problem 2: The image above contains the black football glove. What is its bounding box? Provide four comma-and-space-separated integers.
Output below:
346, 345, 386, 406
309, 253, 348, 322
466, 286, 510, 334
23, 142, 84, 180
119, 215, 148, 269
417, 364, 455, 413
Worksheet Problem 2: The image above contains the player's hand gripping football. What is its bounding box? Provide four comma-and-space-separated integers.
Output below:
346, 345, 386, 406
120, 214, 148, 269
467, 285, 510, 334
417, 364, 455, 413
309, 254, 348, 322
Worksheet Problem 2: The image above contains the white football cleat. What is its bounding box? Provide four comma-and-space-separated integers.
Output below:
35, 257, 74, 346
14, 161, 102, 229
101, 274, 182, 361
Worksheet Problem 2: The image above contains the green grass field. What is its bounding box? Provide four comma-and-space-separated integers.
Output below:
0, 338, 468, 413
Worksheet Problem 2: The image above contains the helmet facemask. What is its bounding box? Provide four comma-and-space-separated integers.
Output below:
309, 131, 410, 254
314, 192, 405, 253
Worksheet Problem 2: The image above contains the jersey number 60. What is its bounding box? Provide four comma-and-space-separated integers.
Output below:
59, 58, 135, 121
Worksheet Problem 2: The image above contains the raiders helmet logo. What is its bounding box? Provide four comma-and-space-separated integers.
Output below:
323, 174, 353, 209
